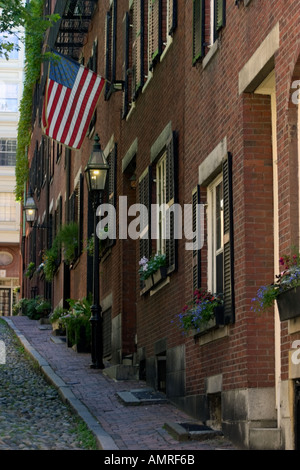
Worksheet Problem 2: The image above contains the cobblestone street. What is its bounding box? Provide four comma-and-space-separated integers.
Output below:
0, 319, 96, 450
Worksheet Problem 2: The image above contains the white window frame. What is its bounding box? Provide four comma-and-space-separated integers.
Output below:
207, 173, 224, 294
156, 152, 167, 254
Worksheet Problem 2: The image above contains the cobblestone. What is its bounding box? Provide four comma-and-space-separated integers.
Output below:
0, 319, 96, 450
1, 316, 238, 451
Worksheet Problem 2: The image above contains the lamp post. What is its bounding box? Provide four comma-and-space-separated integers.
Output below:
84, 134, 109, 369
24, 187, 37, 226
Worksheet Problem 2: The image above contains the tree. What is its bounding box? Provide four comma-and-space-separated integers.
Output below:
0, 0, 59, 59
1, 0, 61, 201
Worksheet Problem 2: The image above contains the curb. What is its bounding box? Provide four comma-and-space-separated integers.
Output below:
3, 317, 119, 451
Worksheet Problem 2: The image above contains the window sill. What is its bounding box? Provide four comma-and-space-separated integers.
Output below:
125, 102, 136, 122
193, 323, 229, 345
160, 37, 173, 63
202, 39, 219, 70
140, 267, 170, 296
142, 71, 153, 94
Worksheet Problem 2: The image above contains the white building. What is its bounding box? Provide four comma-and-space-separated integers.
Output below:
0, 30, 24, 315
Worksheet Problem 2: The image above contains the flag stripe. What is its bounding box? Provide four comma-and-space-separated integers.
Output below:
51, 87, 71, 141
68, 71, 99, 148
57, 67, 88, 144
64, 68, 94, 146
49, 85, 68, 139
72, 76, 104, 149
42, 52, 105, 150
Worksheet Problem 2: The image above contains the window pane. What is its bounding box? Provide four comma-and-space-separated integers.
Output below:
216, 181, 223, 251
156, 153, 167, 253
0, 193, 16, 221
0, 83, 18, 112
0, 139, 17, 166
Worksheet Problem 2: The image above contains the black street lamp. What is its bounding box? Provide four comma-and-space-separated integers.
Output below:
85, 134, 109, 369
24, 187, 37, 226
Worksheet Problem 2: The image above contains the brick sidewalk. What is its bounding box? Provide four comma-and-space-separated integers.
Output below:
5, 316, 237, 451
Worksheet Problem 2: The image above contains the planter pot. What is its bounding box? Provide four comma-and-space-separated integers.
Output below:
214, 305, 225, 326
152, 266, 167, 285
194, 305, 225, 336
276, 286, 300, 321
143, 276, 154, 291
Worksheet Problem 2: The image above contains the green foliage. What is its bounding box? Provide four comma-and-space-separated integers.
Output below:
43, 241, 60, 282
25, 261, 35, 278
2, 0, 61, 201
43, 222, 79, 281
177, 289, 223, 334
138, 253, 166, 281
55, 222, 79, 264
252, 250, 300, 313
12, 296, 51, 320
61, 297, 92, 351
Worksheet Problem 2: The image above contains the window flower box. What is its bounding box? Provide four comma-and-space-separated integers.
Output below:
152, 266, 167, 285
276, 286, 300, 322
176, 289, 224, 335
252, 252, 300, 321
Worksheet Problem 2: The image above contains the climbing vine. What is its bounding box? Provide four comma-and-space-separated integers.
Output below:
0, 0, 59, 201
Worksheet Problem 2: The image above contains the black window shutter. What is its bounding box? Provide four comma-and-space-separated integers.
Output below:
193, 0, 205, 65
104, 11, 111, 98
223, 152, 234, 324
165, 131, 178, 274
192, 185, 201, 291
104, 0, 117, 100
122, 11, 130, 119
139, 166, 152, 261
106, 144, 117, 248
78, 173, 84, 256
133, 0, 144, 100
214, 0, 226, 38
149, 0, 162, 70
168, 0, 177, 35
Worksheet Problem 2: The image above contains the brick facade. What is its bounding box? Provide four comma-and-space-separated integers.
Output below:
22, 0, 300, 449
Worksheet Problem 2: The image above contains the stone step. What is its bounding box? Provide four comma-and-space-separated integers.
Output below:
164, 421, 223, 442
102, 364, 139, 381
249, 427, 282, 450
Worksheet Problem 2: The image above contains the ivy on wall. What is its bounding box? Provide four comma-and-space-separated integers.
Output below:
0, 0, 59, 201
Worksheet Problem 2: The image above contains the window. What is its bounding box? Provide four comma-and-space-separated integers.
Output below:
156, 152, 167, 254
139, 129, 177, 276
204, 153, 234, 324
207, 174, 224, 295
0, 83, 18, 112
87, 40, 98, 134
0, 139, 17, 166
0, 193, 16, 222
192, 0, 226, 65
122, 1, 177, 117
104, 0, 117, 100
148, 0, 177, 70
68, 173, 84, 260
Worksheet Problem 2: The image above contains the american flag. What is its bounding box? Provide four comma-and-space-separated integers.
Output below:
42, 52, 105, 150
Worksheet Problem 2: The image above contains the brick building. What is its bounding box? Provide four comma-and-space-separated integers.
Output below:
21, 0, 300, 449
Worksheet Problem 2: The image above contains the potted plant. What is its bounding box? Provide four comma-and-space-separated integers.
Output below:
138, 253, 167, 291
55, 222, 79, 265
176, 289, 224, 335
43, 243, 60, 281
61, 297, 92, 352
252, 252, 300, 321
49, 306, 67, 335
